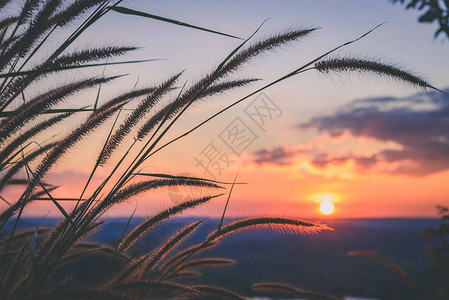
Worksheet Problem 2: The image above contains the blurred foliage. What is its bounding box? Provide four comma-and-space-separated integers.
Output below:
391, 0, 449, 40
348, 205, 449, 299
419, 205, 449, 299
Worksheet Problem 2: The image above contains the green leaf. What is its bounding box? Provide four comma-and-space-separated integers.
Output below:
109, 6, 242, 40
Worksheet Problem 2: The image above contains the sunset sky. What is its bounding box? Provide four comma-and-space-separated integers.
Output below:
4, 1, 449, 219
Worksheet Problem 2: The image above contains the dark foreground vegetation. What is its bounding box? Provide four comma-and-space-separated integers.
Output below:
1, 216, 447, 299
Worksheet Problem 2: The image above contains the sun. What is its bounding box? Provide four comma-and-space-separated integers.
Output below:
309, 193, 338, 215
320, 200, 335, 215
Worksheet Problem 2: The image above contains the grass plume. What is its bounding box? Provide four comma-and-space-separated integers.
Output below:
252, 282, 339, 300
117, 195, 221, 254
315, 57, 440, 91
194, 285, 246, 300
206, 217, 327, 242
136, 220, 203, 278
159, 241, 219, 273
97, 179, 222, 214
174, 258, 235, 272
99, 73, 181, 164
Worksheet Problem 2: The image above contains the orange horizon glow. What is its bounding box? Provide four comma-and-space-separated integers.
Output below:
1, 1, 448, 220
2, 159, 446, 219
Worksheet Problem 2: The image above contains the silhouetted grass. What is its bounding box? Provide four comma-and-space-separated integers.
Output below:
0, 0, 442, 299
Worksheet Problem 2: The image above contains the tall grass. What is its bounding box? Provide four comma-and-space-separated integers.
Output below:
0, 0, 441, 299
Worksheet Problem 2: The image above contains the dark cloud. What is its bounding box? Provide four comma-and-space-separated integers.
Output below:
250, 89, 449, 176
300, 89, 449, 176
252, 146, 306, 166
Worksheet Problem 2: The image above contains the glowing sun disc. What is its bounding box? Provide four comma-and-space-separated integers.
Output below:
320, 200, 334, 215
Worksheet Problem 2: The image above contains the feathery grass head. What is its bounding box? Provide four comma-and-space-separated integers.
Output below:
137, 78, 258, 139
347, 250, 415, 286
193, 285, 246, 300
0, 0, 61, 69
0, 47, 136, 109
136, 220, 204, 278
219, 27, 318, 77
48, 0, 105, 27
71, 242, 131, 261
24, 99, 126, 198
0, 112, 74, 166
252, 282, 338, 300
165, 270, 201, 280
0, 142, 56, 194
47, 46, 138, 69
99, 73, 182, 164
174, 258, 235, 273
99, 87, 156, 112
0, 1, 14, 14
315, 57, 440, 91
0, 76, 116, 143
98, 178, 222, 214
207, 217, 329, 242
159, 241, 219, 273
112, 280, 200, 298
116, 195, 222, 254
26, 287, 134, 300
